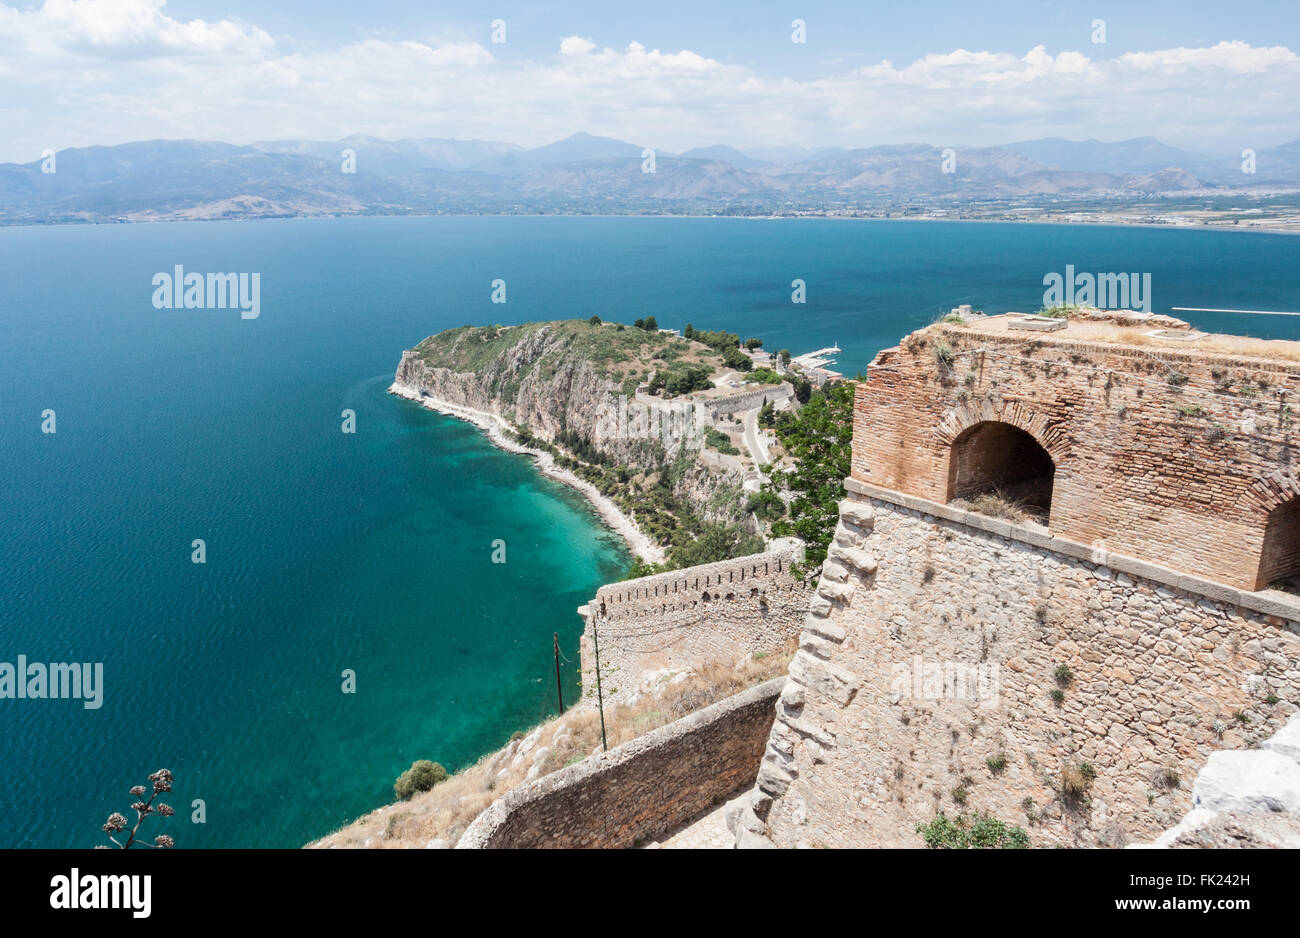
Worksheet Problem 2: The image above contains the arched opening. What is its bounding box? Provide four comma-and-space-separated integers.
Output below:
947, 421, 1055, 523
1257, 497, 1300, 591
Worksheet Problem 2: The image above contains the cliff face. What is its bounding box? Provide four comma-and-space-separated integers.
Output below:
394, 335, 614, 451
392, 320, 749, 520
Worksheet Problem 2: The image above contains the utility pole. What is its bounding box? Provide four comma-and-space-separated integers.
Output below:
591, 621, 608, 752
553, 632, 565, 715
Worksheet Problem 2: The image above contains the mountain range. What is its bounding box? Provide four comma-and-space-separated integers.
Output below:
3, 132, 1298, 224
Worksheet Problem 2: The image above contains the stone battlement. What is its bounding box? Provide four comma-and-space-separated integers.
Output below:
587, 545, 805, 623
579, 544, 812, 704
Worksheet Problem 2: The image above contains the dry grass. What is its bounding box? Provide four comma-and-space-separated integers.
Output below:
307, 639, 797, 849
951, 488, 1038, 523
1114, 329, 1300, 363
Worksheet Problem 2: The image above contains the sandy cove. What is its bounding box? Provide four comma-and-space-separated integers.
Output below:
389, 383, 666, 565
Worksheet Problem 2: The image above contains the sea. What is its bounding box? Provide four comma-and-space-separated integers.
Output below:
1, 215, 1298, 847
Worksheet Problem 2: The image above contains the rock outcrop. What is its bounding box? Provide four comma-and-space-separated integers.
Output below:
1133, 711, 1300, 849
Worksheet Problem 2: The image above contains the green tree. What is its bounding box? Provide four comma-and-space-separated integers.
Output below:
588, 315, 601, 326
778, 349, 791, 367
643, 315, 658, 331
765, 381, 855, 569
394, 760, 448, 800
744, 337, 764, 350
723, 346, 753, 372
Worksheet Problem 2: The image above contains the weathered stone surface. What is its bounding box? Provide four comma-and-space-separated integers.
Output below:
817, 580, 855, 602
739, 495, 1300, 849
839, 501, 875, 530
458, 679, 783, 849
1192, 750, 1300, 814
1262, 712, 1300, 763
578, 547, 811, 706
829, 545, 878, 574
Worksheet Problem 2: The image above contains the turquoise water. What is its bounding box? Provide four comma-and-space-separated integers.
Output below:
1, 216, 1298, 848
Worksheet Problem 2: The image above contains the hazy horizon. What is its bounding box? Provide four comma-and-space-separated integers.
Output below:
2, 0, 1298, 162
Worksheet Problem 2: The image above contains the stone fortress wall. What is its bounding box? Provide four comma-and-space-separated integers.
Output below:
578, 544, 812, 704
458, 678, 783, 849
704, 382, 795, 419
734, 313, 1300, 849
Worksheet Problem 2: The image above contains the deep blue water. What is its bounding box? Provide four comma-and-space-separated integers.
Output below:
1, 216, 1298, 848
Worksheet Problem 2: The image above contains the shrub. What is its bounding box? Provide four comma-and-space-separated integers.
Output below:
395, 760, 448, 800
916, 812, 1029, 849
986, 753, 1007, 774
1059, 763, 1094, 800
1151, 766, 1181, 790
744, 367, 783, 385
705, 428, 741, 455
932, 339, 955, 368
1053, 664, 1073, 686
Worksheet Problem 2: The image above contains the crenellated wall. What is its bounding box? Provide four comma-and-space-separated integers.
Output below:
579, 545, 812, 703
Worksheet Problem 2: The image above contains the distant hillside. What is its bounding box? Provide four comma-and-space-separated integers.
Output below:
3, 132, 1298, 224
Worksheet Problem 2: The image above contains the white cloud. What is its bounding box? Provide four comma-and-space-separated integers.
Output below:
559, 35, 595, 56
0, 1, 1297, 162
0, 0, 272, 57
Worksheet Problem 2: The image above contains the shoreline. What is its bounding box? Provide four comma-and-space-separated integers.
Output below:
5, 213, 1299, 236
389, 383, 666, 565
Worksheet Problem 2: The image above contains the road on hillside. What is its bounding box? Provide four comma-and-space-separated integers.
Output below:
742, 406, 771, 468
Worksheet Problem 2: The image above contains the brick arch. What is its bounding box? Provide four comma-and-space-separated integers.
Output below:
1248, 471, 1300, 589
1247, 469, 1300, 515
934, 399, 1070, 464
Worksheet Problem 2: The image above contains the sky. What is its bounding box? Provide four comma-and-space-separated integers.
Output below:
1, 0, 1298, 163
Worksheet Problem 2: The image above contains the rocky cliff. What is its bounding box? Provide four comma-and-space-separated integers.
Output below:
391, 320, 754, 537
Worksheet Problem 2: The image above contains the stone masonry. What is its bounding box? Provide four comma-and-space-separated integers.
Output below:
735, 488, 1300, 848
578, 544, 810, 704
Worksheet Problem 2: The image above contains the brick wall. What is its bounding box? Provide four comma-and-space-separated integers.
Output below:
853, 323, 1300, 589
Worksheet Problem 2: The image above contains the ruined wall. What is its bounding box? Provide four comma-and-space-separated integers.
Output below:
735, 486, 1300, 849
579, 547, 811, 703
854, 323, 1300, 589
457, 678, 782, 849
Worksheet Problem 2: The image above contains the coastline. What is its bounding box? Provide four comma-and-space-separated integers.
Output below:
5, 213, 1299, 235
389, 383, 666, 565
